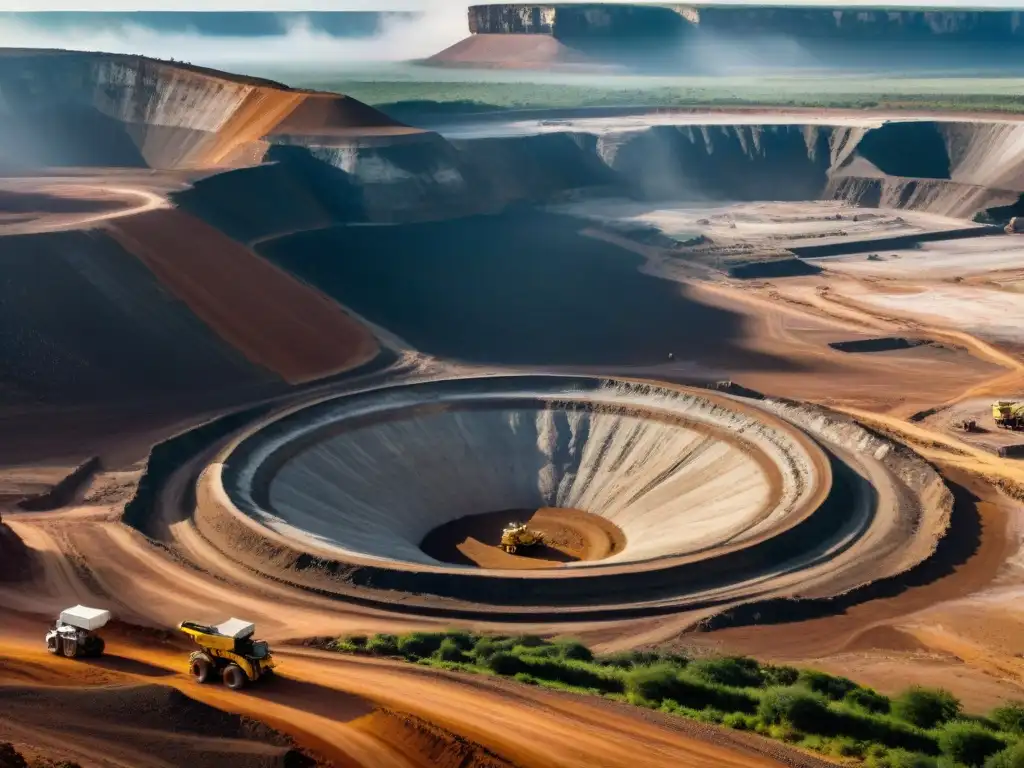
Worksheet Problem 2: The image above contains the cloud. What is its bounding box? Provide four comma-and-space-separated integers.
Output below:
0, 6, 469, 65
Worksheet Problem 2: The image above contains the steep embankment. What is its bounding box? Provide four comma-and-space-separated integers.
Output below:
0, 228, 274, 408
180, 117, 1024, 234
0, 49, 423, 169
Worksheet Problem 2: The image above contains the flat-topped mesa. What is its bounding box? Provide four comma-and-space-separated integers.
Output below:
441, 4, 1024, 70
467, 4, 1024, 41
0, 49, 425, 170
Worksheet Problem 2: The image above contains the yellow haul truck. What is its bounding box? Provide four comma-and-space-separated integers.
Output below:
179, 618, 276, 690
500, 522, 544, 554
993, 401, 1024, 430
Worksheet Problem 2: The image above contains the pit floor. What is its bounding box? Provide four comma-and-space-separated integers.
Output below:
419, 507, 626, 569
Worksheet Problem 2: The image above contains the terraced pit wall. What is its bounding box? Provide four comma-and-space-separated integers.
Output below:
0, 51, 410, 169
177, 119, 1024, 231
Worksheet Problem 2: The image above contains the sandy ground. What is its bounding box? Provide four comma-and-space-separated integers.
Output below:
552, 199, 972, 249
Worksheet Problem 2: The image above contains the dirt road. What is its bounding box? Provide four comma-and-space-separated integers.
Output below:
0, 629, 810, 768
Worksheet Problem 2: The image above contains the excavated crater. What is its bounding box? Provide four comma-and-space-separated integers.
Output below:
184, 374, 948, 618
224, 376, 819, 571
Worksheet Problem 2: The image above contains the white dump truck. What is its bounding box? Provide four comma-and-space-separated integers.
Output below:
45, 605, 110, 658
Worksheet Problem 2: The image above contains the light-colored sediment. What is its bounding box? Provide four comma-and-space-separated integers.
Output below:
257, 380, 810, 568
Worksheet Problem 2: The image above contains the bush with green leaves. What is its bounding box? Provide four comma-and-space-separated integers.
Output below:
485, 651, 623, 694
553, 639, 593, 662
722, 712, 751, 730
759, 687, 833, 732
365, 633, 399, 656
828, 737, 866, 759
599, 649, 686, 669
936, 721, 1005, 767
688, 656, 763, 689
893, 687, 962, 729
798, 669, 859, 701
991, 703, 1024, 736
846, 687, 892, 715
397, 632, 449, 658
986, 741, 1024, 768
435, 637, 470, 663
762, 664, 799, 687
625, 664, 759, 712
871, 749, 938, 768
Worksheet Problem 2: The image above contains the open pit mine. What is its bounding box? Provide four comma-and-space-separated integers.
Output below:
2, 41, 1024, 768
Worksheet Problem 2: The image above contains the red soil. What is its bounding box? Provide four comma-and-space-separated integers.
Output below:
104, 209, 378, 384
268, 93, 424, 137
427, 34, 596, 68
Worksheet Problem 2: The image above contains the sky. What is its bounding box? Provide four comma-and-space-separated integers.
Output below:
4, 0, 1024, 7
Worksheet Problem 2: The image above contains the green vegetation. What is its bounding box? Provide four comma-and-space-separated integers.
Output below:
283, 73, 1024, 117
330, 631, 1024, 767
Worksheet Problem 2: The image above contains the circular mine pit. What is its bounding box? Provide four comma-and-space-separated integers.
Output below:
242, 379, 806, 571
420, 507, 627, 569
197, 374, 947, 617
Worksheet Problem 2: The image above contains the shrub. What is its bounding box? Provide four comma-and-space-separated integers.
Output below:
828, 737, 866, 759
507, 634, 546, 649
345, 635, 367, 648
689, 656, 763, 689
471, 637, 502, 661
440, 630, 476, 651
513, 672, 537, 685
599, 649, 686, 669
986, 742, 1024, 768
486, 652, 623, 694
435, 637, 470, 663
554, 639, 593, 662
365, 633, 399, 656
936, 721, 1005, 767
485, 651, 527, 676
893, 687, 962, 729
512, 644, 561, 659
846, 687, 892, 715
723, 712, 750, 730
759, 687, 833, 732
799, 669, 859, 700
762, 664, 799, 687
397, 632, 449, 658
878, 749, 939, 768
768, 723, 804, 743
801, 734, 826, 751
761, 687, 938, 754
625, 665, 758, 712
991, 703, 1024, 735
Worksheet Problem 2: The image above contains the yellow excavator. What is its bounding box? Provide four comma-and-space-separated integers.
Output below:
993, 401, 1024, 430
500, 522, 544, 554
179, 618, 276, 690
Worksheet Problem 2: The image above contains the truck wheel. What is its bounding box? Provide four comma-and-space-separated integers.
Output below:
190, 656, 213, 684
62, 638, 78, 659
46, 637, 58, 655
223, 664, 247, 690
87, 637, 105, 658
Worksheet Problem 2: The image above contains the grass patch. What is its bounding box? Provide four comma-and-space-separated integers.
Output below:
326, 630, 1023, 766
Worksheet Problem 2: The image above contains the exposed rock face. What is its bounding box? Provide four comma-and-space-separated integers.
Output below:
0, 50, 421, 170
174, 118, 1024, 228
